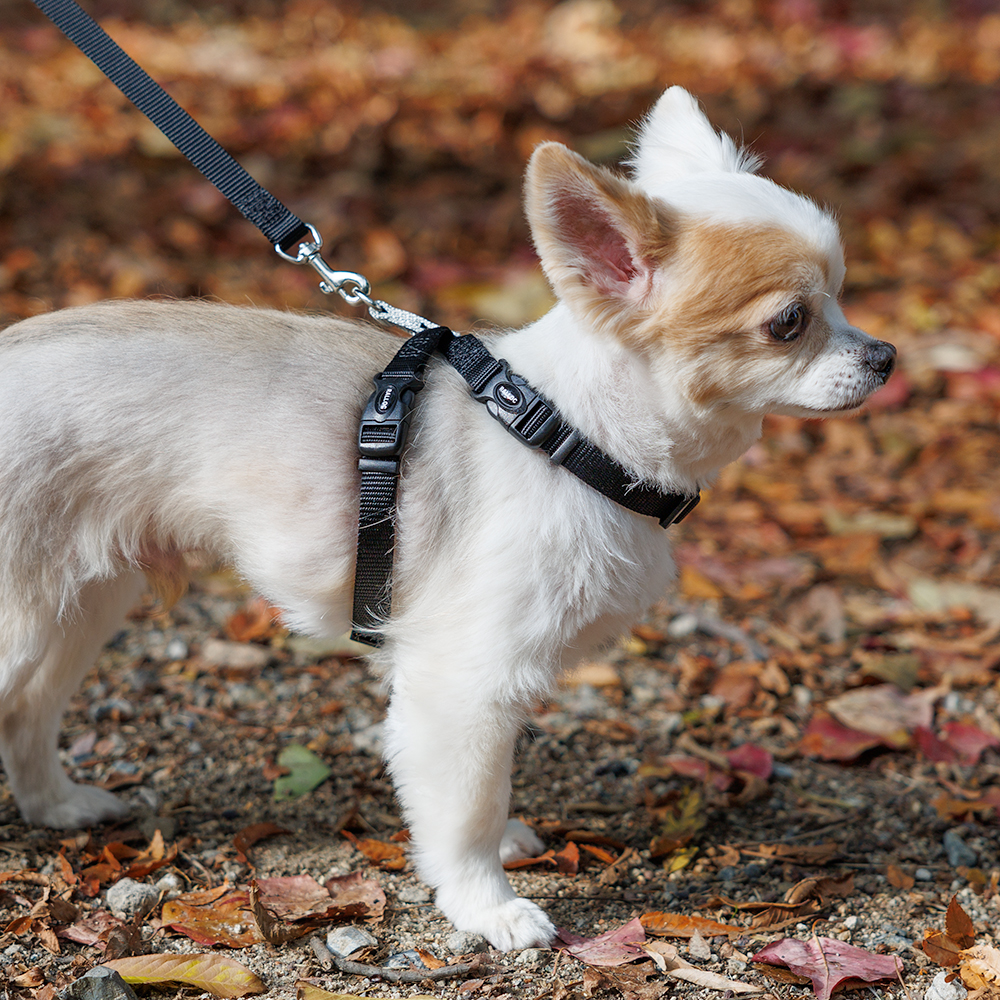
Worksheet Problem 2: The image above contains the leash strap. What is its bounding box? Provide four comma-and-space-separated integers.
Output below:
30, 0, 309, 252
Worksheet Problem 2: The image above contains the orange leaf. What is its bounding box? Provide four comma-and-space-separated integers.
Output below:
342, 832, 407, 871
579, 843, 617, 865
162, 891, 262, 948
233, 822, 289, 864
226, 597, 285, 642
640, 912, 744, 938
886, 864, 914, 890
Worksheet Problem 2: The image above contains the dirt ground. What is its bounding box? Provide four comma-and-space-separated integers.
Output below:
1, 566, 998, 999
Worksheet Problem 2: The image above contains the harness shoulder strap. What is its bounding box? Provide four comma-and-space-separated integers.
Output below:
350, 326, 450, 646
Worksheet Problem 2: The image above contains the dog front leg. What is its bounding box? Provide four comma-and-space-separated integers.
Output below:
383, 685, 555, 951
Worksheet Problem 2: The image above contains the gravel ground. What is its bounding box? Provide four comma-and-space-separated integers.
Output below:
1, 569, 998, 1000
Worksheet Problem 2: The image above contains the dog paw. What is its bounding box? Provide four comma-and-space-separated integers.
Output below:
499, 818, 545, 864
438, 892, 556, 951
20, 783, 130, 829
475, 898, 557, 951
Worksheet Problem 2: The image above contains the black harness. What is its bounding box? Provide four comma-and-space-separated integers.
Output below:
351, 318, 700, 645
30, 0, 702, 648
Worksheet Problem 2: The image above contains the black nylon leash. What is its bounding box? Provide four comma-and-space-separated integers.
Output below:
30, 0, 701, 648
30, 0, 310, 253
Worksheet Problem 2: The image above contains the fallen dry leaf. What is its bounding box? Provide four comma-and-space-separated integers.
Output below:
752, 936, 902, 1000
162, 889, 262, 948
106, 953, 267, 997
959, 943, 1000, 990
342, 832, 407, 871
639, 911, 745, 938
641, 940, 760, 993
233, 822, 290, 864
556, 917, 647, 966
918, 895, 976, 966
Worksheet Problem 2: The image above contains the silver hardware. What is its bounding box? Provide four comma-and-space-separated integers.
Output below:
277, 224, 441, 336
275, 224, 372, 306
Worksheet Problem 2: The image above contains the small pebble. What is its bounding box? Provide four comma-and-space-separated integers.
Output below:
325, 924, 377, 958
516, 947, 546, 967
717, 866, 738, 882
925, 969, 968, 1000
915, 868, 933, 882
843, 915, 858, 930
667, 613, 698, 637
199, 638, 271, 670
105, 877, 159, 920
446, 930, 489, 955
58, 967, 139, 1000
943, 828, 978, 868
88, 698, 134, 722
384, 949, 429, 970
164, 638, 189, 661
154, 872, 184, 899
397, 884, 431, 903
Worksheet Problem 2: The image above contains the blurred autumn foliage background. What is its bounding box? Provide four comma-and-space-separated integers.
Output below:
3, 0, 1000, 737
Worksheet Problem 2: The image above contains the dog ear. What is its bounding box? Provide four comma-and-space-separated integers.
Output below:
629, 86, 762, 185
525, 141, 677, 332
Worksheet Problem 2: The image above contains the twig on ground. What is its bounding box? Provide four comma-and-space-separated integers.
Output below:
331, 953, 498, 982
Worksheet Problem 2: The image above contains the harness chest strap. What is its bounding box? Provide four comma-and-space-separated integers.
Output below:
351, 328, 700, 646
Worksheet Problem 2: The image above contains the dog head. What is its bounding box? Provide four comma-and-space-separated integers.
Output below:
525, 87, 895, 422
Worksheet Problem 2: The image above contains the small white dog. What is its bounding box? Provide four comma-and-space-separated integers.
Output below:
0, 88, 893, 949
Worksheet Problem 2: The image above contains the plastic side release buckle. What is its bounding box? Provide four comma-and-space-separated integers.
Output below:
469, 358, 561, 449
357, 374, 421, 469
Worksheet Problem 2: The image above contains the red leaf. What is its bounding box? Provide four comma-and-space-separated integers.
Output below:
799, 712, 886, 761
752, 937, 902, 1000
941, 722, 1000, 765
726, 743, 773, 779
557, 917, 646, 966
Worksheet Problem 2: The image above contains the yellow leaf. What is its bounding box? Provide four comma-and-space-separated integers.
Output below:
105, 954, 266, 998
960, 944, 1000, 990
295, 989, 437, 1000
678, 565, 724, 600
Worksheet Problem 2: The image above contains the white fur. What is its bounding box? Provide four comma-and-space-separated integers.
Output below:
0, 88, 894, 949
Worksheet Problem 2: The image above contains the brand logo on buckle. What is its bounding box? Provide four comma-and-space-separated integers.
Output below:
494, 382, 522, 409
376, 384, 398, 413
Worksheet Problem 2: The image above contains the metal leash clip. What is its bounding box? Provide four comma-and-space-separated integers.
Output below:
276, 224, 441, 337
275, 223, 373, 306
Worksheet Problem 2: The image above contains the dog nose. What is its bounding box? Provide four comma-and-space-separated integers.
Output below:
865, 340, 896, 381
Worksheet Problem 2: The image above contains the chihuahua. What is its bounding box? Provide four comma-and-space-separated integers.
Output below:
0, 88, 893, 949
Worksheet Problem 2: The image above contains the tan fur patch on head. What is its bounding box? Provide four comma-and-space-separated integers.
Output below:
630, 220, 834, 408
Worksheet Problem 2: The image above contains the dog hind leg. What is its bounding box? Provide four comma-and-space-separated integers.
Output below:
0, 571, 145, 828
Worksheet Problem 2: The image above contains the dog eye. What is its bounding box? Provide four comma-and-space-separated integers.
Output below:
768, 304, 809, 341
